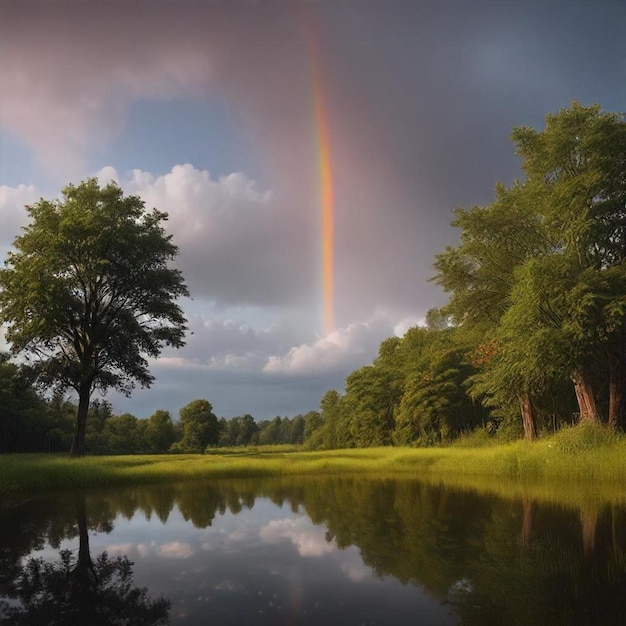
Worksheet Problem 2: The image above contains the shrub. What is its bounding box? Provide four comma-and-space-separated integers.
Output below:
551, 422, 621, 454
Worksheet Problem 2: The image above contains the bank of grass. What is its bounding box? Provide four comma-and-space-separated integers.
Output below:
2, 422, 626, 499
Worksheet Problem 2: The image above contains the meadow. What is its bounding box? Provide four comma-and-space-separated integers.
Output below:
2, 422, 626, 506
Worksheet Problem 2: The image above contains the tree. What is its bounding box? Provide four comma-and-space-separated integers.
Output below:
0, 179, 188, 456
433, 182, 549, 440
146, 409, 176, 453
236, 414, 258, 446
510, 103, 626, 426
434, 102, 626, 435
0, 354, 48, 452
100, 413, 142, 454
177, 399, 219, 452
319, 390, 341, 449
258, 416, 283, 445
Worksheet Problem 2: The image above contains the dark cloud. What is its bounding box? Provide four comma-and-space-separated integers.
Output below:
2, 0, 626, 416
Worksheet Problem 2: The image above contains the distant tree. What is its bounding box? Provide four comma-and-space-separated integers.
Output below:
289, 415, 306, 444
342, 364, 398, 447
84, 399, 114, 453
319, 390, 341, 449
302, 410, 324, 446
44, 393, 76, 452
146, 410, 176, 453
258, 417, 283, 445
0, 179, 188, 456
0, 354, 48, 452
99, 413, 142, 455
393, 345, 483, 445
178, 399, 219, 453
236, 414, 258, 446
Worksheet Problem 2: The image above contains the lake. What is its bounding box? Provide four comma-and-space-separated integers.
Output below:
2, 475, 626, 625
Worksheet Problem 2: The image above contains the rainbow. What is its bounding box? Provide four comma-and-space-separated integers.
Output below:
308, 29, 335, 336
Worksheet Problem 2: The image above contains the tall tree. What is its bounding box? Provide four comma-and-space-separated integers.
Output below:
511, 103, 626, 426
433, 183, 548, 440
435, 102, 626, 434
0, 179, 188, 456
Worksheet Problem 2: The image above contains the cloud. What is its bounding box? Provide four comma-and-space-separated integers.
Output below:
259, 518, 335, 557
0, 7, 212, 178
5, 1, 623, 422
341, 561, 371, 583
0, 184, 38, 251
101, 164, 316, 309
160, 541, 195, 559
104, 542, 137, 556
1, 3, 449, 327
263, 316, 396, 376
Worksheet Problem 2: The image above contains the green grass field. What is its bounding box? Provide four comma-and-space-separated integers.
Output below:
2, 423, 626, 503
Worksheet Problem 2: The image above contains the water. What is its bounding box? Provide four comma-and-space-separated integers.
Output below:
2, 476, 626, 625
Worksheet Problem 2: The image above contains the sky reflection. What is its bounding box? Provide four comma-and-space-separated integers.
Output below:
23, 492, 455, 625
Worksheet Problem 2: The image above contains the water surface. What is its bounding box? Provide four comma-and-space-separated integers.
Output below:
2, 476, 626, 625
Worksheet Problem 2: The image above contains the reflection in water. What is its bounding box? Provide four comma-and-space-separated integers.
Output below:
2, 477, 626, 625
0, 494, 169, 625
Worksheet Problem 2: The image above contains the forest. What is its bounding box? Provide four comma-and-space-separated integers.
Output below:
1, 102, 625, 454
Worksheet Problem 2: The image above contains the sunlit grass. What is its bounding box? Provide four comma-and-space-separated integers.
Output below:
3, 423, 626, 501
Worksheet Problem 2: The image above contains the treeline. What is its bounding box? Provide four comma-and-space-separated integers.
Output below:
305, 103, 626, 447
0, 360, 312, 454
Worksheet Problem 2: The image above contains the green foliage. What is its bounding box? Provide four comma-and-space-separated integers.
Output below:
0, 354, 49, 452
551, 422, 621, 455
217, 414, 259, 447
177, 399, 219, 453
433, 102, 626, 435
452, 427, 496, 448
0, 179, 189, 456
146, 410, 176, 453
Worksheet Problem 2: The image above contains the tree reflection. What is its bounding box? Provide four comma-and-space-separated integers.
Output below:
0, 495, 169, 626
5, 478, 626, 625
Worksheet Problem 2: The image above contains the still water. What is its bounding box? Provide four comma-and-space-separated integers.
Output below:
2, 476, 626, 625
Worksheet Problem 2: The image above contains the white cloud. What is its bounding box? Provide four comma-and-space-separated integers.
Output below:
341, 561, 371, 583
393, 316, 425, 337
263, 316, 396, 376
259, 518, 335, 557
0, 183, 38, 251
101, 164, 314, 309
160, 541, 195, 559
104, 542, 136, 556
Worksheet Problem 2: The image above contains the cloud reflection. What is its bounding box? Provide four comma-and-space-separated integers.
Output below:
259, 517, 336, 557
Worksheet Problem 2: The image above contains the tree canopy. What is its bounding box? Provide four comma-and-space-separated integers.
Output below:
434, 102, 626, 436
0, 179, 189, 456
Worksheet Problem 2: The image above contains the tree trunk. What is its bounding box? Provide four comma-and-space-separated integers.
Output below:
608, 354, 625, 429
581, 509, 598, 557
572, 368, 600, 424
71, 495, 98, 620
521, 496, 535, 548
519, 393, 537, 441
70, 380, 91, 457
75, 495, 94, 576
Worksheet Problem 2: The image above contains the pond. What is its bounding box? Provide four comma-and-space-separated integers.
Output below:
2, 476, 626, 625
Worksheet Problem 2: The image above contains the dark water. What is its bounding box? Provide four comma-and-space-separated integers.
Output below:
2, 476, 626, 625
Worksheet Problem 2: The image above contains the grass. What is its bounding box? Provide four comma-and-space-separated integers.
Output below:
3, 422, 626, 502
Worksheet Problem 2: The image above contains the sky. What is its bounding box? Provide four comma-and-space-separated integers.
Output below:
1, 0, 625, 420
